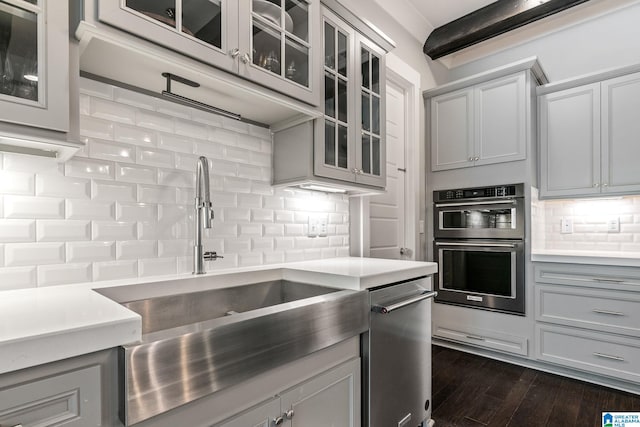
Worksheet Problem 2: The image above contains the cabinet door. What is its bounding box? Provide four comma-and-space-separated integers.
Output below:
0, 0, 68, 131
98, 0, 239, 73
355, 34, 386, 188
430, 88, 474, 171
601, 72, 640, 194
474, 73, 526, 166
216, 397, 281, 427
238, 0, 320, 106
539, 83, 601, 198
313, 8, 357, 183
280, 358, 360, 427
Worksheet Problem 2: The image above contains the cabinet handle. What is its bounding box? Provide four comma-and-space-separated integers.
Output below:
273, 416, 284, 426
593, 309, 626, 316
593, 352, 625, 362
284, 409, 294, 419
229, 48, 240, 58
465, 334, 486, 341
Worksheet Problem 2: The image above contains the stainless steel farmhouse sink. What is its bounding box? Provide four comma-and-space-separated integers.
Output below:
96, 280, 368, 425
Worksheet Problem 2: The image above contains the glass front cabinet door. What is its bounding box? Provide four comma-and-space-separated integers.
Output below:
314, 6, 386, 188
0, 0, 69, 131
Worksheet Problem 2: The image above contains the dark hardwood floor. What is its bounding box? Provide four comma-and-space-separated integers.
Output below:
432, 345, 640, 427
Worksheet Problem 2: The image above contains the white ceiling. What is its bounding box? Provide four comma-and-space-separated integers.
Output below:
407, 0, 498, 28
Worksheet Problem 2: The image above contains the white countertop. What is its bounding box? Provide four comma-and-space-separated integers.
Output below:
0, 257, 437, 375
531, 250, 640, 267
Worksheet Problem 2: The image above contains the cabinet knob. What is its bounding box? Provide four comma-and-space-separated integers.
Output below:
229, 48, 240, 58
593, 183, 600, 188
273, 416, 284, 426
468, 157, 474, 162
603, 183, 609, 187
240, 53, 251, 64
474, 156, 479, 161
284, 409, 295, 419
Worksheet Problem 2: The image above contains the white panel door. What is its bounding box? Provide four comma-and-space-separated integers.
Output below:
601, 72, 640, 194
539, 83, 601, 198
216, 398, 281, 427
430, 88, 474, 171
369, 81, 405, 260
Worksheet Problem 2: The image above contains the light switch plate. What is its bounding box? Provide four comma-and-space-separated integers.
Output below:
308, 216, 318, 237
607, 217, 620, 233
318, 215, 328, 237
561, 217, 573, 234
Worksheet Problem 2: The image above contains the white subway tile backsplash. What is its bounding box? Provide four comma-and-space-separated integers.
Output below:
93, 221, 137, 241
336, 247, 350, 257
93, 260, 138, 282
0, 78, 348, 289
136, 110, 174, 132
116, 202, 158, 222
89, 139, 136, 163
138, 184, 176, 204
3, 153, 63, 174
80, 116, 115, 139
137, 147, 175, 169
38, 263, 92, 286
0, 171, 34, 195
5, 242, 65, 266
65, 158, 115, 180
37, 220, 91, 242
117, 240, 157, 260
158, 133, 194, 153
114, 123, 156, 146
91, 97, 137, 124
0, 220, 36, 243
116, 164, 157, 185
36, 175, 91, 199
0, 266, 37, 290
67, 241, 115, 263
158, 169, 195, 187
4, 196, 64, 219
139, 257, 176, 277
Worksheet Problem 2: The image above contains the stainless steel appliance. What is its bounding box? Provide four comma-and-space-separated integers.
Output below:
364, 277, 437, 427
433, 184, 525, 315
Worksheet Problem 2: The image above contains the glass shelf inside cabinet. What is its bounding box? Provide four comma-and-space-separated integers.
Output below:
125, 0, 223, 49
251, 0, 310, 88
0, 0, 39, 103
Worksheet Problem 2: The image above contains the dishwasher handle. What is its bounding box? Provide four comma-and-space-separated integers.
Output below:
372, 291, 437, 314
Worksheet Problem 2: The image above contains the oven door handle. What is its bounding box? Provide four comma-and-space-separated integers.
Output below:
435, 242, 517, 248
435, 199, 517, 208
372, 291, 438, 314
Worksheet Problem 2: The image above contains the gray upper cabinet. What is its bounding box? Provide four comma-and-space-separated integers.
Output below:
273, 5, 387, 193
429, 71, 527, 172
539, 69, 640, 198
0, 0, 69, 132
97, 0, 320, 106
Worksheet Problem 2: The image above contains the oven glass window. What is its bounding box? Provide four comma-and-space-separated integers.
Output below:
441, 208, 513, 230
441, 249, 513, 296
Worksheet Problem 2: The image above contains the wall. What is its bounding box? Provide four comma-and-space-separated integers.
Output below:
0, 78, 349, 290
532, 196, 640, 253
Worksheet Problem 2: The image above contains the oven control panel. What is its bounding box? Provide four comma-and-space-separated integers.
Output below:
435, 184, 523, 202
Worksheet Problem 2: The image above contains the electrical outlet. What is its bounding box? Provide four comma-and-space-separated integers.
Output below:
307, 216, 318, 237
561, 217, 573, 234
318, 215, 328, 237
607, 216, 620, 233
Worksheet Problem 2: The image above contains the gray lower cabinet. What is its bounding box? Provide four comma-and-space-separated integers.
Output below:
538, 69, 640, 198
0, 350, 118, 427
216, 357, 360, 427
534, 262, 640, 384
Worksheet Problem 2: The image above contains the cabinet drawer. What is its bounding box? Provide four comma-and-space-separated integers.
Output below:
535, 263, 640, 291
433, 323, 528, 356
0, 365, 101, 427
536, 285, 640, 337
536, 324, 640, 383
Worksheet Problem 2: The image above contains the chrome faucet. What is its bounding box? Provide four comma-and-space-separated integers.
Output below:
193, 156, 222, 274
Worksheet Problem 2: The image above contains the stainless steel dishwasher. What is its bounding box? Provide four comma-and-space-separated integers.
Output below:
364, 276, 436, 427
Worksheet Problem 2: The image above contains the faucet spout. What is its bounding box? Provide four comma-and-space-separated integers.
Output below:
193, 156, 219, 274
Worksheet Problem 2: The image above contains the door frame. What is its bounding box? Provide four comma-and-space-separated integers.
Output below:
350, 53, 421, 259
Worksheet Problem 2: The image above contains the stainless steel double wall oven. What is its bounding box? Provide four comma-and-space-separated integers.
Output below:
433, 184, 525, 315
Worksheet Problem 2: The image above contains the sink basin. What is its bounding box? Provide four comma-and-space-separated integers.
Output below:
96, 279, 368, 425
